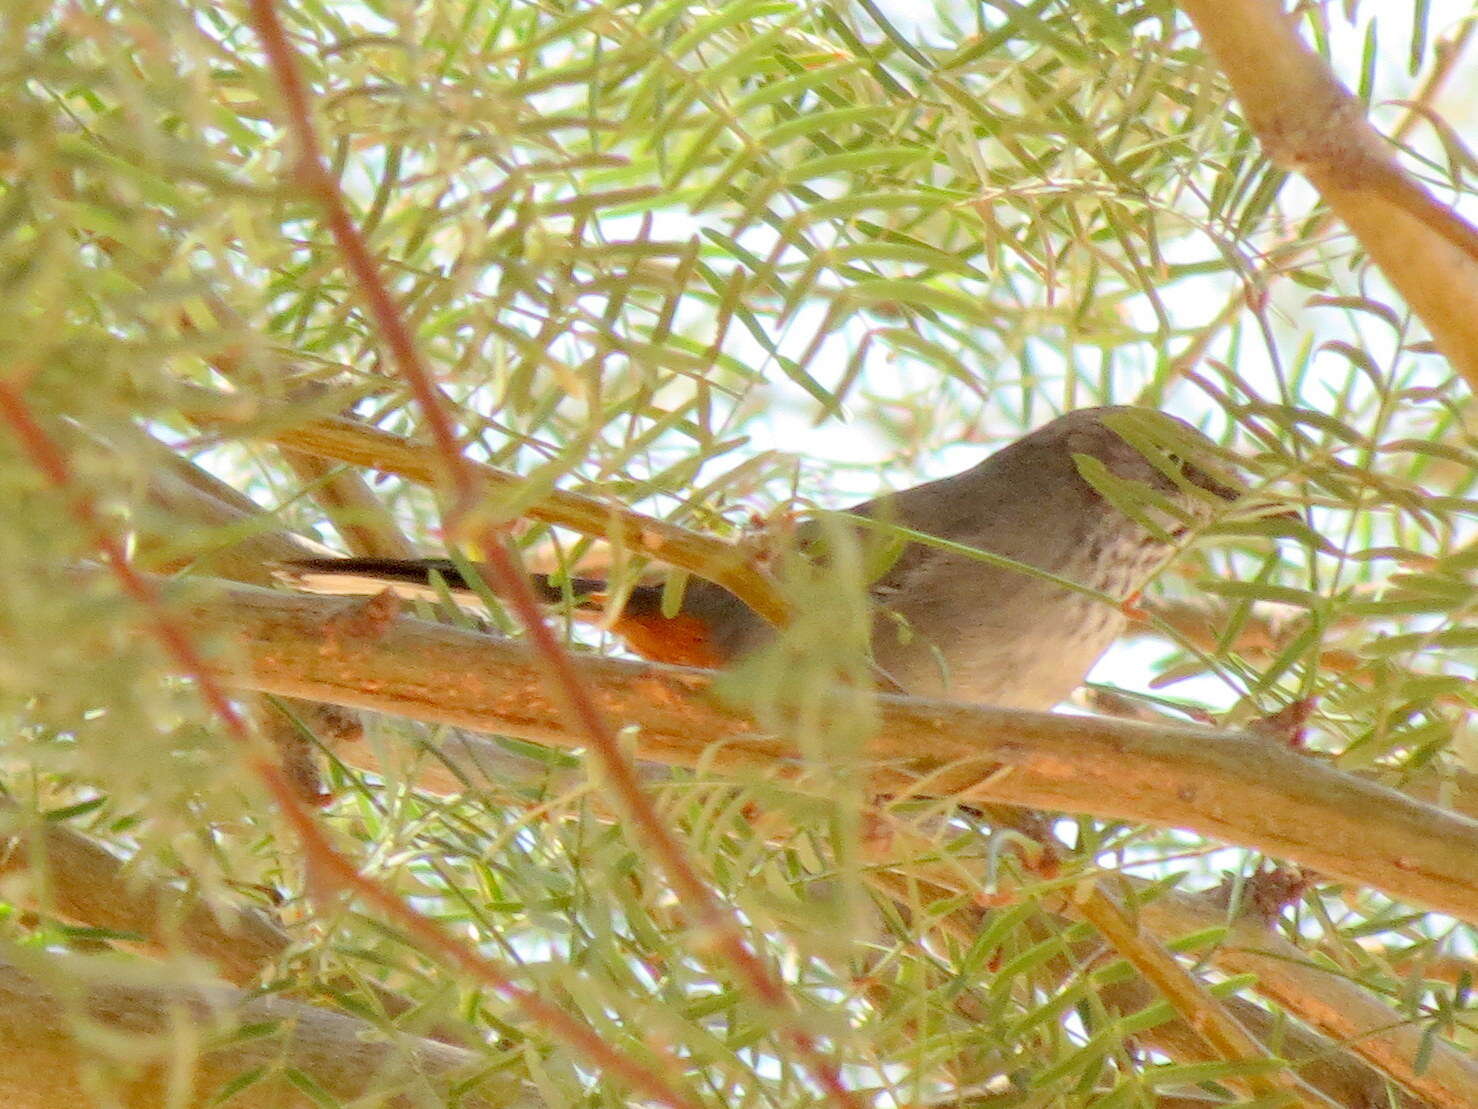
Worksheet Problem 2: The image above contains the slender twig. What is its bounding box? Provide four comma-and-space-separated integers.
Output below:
178, 391, 790, 625
1070, 884, 1322, 1105
1139, 887, 1478, 1109
923, 808, 1319, 1103
866, 861, 1470, 1108
0, 380, 704, 1109
240, 2, 854, 1101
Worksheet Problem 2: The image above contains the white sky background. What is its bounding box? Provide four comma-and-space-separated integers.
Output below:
747, 0, 1477, 471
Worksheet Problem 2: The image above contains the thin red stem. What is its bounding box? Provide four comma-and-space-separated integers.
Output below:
241, 2, 857, 1102
0, 379, 703, 1109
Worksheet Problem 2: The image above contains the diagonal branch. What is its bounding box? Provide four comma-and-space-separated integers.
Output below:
1141, 887, 1478, 1109
1067, 882, 1329, 1105
1140, 15, 1473, 403
0, 382, 705, 1109
179, 387, 791, 625
1175, 0, 1478, 389
0, 807, 287, 985
241, 0, 850, 1098
869, 859, 1475, 1109
0, 803, 468, 1041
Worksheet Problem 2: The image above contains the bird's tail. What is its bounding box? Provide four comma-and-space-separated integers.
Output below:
273, 556, 648, 614
274, 557, 731, 668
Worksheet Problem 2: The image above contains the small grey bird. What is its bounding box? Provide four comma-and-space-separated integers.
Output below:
279, 407, 1249, 709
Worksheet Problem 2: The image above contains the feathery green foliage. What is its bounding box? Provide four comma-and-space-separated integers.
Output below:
1, 0, 1474, 1105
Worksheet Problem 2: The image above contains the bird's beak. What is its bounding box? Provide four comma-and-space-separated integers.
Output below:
1183, 456, 1325, 543
1189, 467, 1333, 550
1181, 460, 1247, 504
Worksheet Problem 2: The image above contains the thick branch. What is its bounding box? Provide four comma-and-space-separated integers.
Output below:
0, 803, 469, 1041
1139, 18, 1473, 403
0, 810, 286, 984
135, 442, 333, 580
0, 954, 527, 1109
178, 581, 1478, 927
1176, 0, 1478, 389
137, 443, 351, 799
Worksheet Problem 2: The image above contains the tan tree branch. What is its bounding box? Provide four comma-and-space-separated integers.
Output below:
867, 869, 1436, 1109
885, 861, 1474, 1108
1070, 883, 1329, 1105
1140, 17, 1473, 402
0, 954, 527, 1109
1105, 979, 1430, 1109
144, 452, 1478, 830
125, 454, 1471, 1102
189, 342, 417, 563
0, 802, 471, 1042
0, 808, 287, 985
179, 384, 793, 626
213, 654, 1466, 1107
176, 581, 1478, 927
1140, 887, 1478, 1109
1176, 0, 1478, 389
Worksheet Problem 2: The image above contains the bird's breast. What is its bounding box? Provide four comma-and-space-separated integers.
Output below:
872, 524, 1173, 709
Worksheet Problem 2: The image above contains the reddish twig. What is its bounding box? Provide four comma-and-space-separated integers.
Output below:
241, 2, 857, 1102
0, 379, 704, 1109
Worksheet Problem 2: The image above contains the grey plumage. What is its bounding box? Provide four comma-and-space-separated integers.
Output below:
278, 406, 1241, 709
676, 406, 1237, 706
